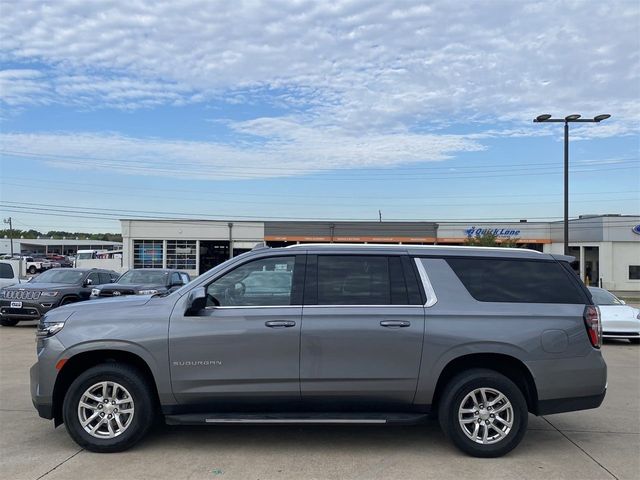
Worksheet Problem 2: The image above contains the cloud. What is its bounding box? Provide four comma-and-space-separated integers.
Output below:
0, 0, 638, 141
0, 127, 485, 180
0, 69, 51, 106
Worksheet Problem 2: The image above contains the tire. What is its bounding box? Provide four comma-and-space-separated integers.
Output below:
28, 266, 37, 274
62, 363, 156, 453
438, 368, 528, 458
0, 318, 19, 327
60, 296, 78, 306
629, 338, 640, 345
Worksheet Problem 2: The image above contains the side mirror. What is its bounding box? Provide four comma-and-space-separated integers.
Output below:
85, 278, 93, 286
185, 287, 207, 316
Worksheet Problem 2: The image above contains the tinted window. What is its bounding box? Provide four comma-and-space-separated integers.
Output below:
207, 256, 295, 306
31, 269, 84, 284
180, 273, 190, 284
317, 256, 396, 305
0, 263, 14, 279
118, 270, 169, 285
86, 272, 101, 286
446, 258, 586, 304
171, 272, 182, 285
98, 273, 112, 285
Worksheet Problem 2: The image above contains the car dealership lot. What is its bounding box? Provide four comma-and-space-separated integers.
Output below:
1, 322, 638, 480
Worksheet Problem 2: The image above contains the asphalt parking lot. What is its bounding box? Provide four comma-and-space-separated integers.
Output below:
1, 322, 638, 480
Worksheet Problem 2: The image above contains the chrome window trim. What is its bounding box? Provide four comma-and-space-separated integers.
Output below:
205, 305, 300, 310
414, 258, 438, 308
302, 304, 423, 309
205, 304, 424, 310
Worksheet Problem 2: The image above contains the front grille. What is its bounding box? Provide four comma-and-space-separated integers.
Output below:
99, 289, 135, 297
4, 290, 41, 300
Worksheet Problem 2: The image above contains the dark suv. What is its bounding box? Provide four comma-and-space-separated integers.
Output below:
0, 268, 119, 326
91, 268, 190, 298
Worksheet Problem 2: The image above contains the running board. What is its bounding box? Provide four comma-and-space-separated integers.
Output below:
165, 412, 428, 426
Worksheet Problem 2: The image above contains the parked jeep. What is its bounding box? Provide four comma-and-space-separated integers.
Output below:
0, 268, 119, 326
30, 245, 606, 457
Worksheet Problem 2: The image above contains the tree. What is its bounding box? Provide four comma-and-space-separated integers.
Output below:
465, 232, 521, 248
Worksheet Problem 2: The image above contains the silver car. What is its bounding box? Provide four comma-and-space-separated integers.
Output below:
30, 244, 607, 457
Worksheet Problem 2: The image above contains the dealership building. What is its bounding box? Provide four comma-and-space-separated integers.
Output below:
0, 238, 122, 257
120, 214, 640, 292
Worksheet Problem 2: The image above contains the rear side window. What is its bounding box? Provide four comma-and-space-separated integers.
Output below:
316, 255, 409, 305
446, 258, 587, 304
0, 263, 14, 279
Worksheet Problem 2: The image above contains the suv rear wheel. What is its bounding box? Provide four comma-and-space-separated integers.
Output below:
438, 368, 528, 457
62, 363, 155, 452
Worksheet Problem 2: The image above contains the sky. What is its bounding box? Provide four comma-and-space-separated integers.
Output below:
0, 0, 639, 234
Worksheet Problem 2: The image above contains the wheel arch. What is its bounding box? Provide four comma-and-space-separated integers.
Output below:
431, 353, 539, 414
52, 349, 160, 426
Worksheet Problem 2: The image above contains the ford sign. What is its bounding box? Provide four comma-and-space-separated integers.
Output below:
633, 225, 640, 235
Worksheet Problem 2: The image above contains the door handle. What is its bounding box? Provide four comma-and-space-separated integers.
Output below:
265, 320, 296, 328
380, 320, 411, 328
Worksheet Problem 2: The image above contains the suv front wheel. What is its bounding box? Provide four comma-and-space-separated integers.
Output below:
62, 363, 155, 452
438, 368, 528, 457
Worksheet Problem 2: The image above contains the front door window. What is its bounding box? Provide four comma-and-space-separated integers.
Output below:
207, 256, 296, 306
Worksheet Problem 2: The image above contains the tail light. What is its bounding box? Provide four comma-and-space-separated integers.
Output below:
583, 305, 602, 348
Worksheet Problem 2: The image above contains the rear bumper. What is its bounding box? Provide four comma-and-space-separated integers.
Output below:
537, 388, 606, 415
527, 347, 607, 413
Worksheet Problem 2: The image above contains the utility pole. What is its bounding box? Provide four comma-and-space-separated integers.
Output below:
378, 210, 382, 222
3, 217, 14, 257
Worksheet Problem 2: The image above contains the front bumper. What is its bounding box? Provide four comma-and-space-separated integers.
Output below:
603, 330, 640, 340
0, 300, 58, 320
30, 363, 53, 419
30, 335, 66, 420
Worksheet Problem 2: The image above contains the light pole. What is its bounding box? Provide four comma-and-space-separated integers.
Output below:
533, 114, 611, 255
3, 217, 14, 257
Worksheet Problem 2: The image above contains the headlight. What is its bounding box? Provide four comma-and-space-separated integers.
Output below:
91, 288, 101, 297
137, 289, 159, 295
36, 321, 65, 338
40, 291, 59, 297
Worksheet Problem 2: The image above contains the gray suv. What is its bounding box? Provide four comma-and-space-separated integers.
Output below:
30, 245, 606, 457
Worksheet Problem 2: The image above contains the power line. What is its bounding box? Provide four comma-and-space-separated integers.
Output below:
1, 150, 636, 180
1, 202, 637, 225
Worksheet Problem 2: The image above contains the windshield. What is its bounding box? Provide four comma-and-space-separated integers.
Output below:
32, 269, 85, 284
589, 288, 623, 306
117, 270, 169, 285
76, 252, 95, 259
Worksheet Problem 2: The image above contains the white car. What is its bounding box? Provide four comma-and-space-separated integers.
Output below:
0, 261, 21, 289
589, 287, 640, 344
